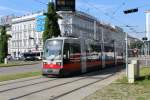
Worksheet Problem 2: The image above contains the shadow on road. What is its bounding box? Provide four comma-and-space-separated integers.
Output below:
69, 65, 125, 79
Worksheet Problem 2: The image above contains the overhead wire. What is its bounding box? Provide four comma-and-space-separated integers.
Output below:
84, 1, 127, 26
84, 0, 143, 36
33, 0, 47, 5
111, 0, 126, 16
136, 4, 150, 9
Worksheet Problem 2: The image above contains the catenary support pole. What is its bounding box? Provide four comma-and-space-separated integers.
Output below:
125, 32, 128, 77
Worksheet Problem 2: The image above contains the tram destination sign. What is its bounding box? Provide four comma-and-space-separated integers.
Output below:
55, 0, 75, 11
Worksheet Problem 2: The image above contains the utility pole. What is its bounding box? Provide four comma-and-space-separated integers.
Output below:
94, 21, 96, 40
125, 32, 128, 77
101, 27, 105, 68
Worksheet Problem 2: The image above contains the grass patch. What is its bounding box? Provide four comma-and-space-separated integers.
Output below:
136, 67, 150, 85
116, 76, 128, 84
0, 71, 41, 82
0, 61, 41, 67
83, 67, 150, 100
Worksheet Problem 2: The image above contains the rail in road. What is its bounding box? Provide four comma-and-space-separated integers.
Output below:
0, 67, 123, 100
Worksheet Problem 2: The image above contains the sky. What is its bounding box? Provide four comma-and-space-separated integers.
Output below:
0, 0, 150, 39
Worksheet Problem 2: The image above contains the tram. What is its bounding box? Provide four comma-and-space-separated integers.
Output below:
42, 37, 124, 77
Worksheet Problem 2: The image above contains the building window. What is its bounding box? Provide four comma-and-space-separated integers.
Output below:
24, 25, 26, 30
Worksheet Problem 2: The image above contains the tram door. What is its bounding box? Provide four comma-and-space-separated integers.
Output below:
80, 39, 87, 73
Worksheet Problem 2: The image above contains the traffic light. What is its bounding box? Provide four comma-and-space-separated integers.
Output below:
142, 37, 148, 41
124, 8, 138, 14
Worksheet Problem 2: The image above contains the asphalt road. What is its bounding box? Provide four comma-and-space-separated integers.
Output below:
0, 63, 42, 75
0, 66, 124, 100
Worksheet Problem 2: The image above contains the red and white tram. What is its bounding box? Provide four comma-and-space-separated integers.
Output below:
42, 37, 123, 77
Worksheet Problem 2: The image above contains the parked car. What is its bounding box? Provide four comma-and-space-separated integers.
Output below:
22, 52, 42, 61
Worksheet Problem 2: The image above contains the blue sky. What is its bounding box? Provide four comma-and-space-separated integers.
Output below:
0, 0, 150, 39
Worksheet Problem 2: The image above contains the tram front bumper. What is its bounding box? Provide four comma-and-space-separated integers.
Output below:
42, 68, 60, 75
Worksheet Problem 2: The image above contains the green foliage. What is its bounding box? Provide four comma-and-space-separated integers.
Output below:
43, 2, 61, 44
116, 76, 128, 83
0, 26, 10, 63
130, 41, 143, 49
136, 67, 150, 84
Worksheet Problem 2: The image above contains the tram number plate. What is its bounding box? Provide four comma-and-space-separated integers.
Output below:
47, 69, 53, 73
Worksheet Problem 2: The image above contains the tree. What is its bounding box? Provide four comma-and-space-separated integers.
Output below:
0, 26, 11, 63
130, 41, 143, 49
42, 2, 61, 43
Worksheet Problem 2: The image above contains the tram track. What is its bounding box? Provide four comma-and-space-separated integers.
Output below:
0, 72, 91, 95
0, 72, 92, 94
50, 73, 114, 100
0, 67, 120, 100
8, 71, 116, 100
8, 76, 89, 100
0, 78, 58, 93
0, 76, 43, 86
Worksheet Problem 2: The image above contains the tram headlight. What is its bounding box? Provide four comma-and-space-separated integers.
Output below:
56, 62, 61, 66
43, 62, 47, 65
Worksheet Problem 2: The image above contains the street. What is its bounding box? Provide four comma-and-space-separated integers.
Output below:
0, 63, 42, 75
0, 66, 124, 100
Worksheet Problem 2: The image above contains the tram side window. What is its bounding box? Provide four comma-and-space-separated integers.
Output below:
92, 45, 101, 52
104, 46, 114, 60
87, 44, 101, 61
63, 43, 81, 64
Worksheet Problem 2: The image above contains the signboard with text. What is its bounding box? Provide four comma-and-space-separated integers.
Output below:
56, 0, 75, 11
35, 15, 46, 32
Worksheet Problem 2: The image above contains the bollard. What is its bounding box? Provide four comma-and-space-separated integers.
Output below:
131, 60, 137, 65
128, 64, 135, 83
131, 60, 140, 78
4, 58, 8, 64
128, 60, 140, 83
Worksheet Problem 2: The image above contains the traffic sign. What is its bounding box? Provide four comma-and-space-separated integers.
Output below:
55, 0, 75, 11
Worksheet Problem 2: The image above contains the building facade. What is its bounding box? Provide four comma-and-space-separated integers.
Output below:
58, 11, 125, 46
10, 12, 44, 58
8, 11, 125, 58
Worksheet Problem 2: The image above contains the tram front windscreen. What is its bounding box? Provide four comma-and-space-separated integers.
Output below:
43, 40, 63, 61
